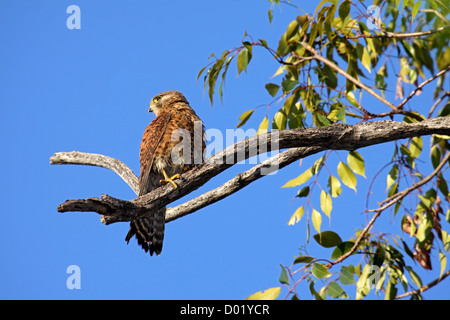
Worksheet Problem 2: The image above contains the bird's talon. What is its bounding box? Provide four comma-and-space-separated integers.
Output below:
160, 170, 180, 189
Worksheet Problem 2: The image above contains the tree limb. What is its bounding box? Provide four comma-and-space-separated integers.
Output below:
397, 65, 450, 110
50, 151, 139, 195
346, 25, 450, 39
159, 146, 322, 223
53, 117, 450, 225
395, 269, 450, 299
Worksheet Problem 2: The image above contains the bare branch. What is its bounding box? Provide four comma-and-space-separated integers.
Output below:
428, 91, 450, 119
158, 146, 321, 223
346, 25, 450, 39
395, 270, 450, 299
419, 10, 449, 24
50, 151, 139, 195
368, 151, 450, 213
397, 65, 450, 110
53, 117, 450, 225
299, 41, 398, 111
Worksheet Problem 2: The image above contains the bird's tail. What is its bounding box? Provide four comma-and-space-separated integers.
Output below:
125, 208, 166, 256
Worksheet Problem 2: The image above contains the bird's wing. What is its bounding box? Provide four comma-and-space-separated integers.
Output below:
139, 112, 172, 196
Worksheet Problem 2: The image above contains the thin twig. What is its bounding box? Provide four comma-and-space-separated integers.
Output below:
395, 270, 450, 299
50, 151, 139, 194
397, 65, 450, 110
299, 41, 398, 111
328, 151, 450, 268
369, 151, 450, 212
428, 91, 450, 119
346, 25, 450, 39
419, 10, 449, 24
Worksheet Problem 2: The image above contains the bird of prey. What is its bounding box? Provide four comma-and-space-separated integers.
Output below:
125, 90, 206, 256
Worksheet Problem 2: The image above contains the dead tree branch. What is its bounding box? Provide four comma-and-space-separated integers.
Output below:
50, 151, 139, 195
52, 117, 450, 224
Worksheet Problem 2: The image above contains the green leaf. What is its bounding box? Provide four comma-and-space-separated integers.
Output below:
327, 103, 346, 122
337, 161, 357, 192
313, 230, 342, 248
409, 136, 423, 159
347, 151, 366, 178
197, 65, 208, 82
288, 206, 305, 226
384, 280, 397, 300
312, 209, 322, 233
416, 212, 433, 243
294, 256, 314, 264
320, 190, 333, 218
279, 265, 290, 285
340, 266, 355, 285
431, 145, 441, 169
276, 33, 288, 57
338, 0, 351, 21
282, 167, 313, 188
323, 65, 338, 89
314, 111, 332, 127
311, 262, 331, 279
438, 101, 450, 117
309, 281, 323, 300
245, 287, 281, 300
402, 240, 415, 260
327, 281, 348, 299
356, 44, 371, 73
237, 109, 254, 128
442, 230, 450, 252
285, 19, 299, 41
265, 83, 280, 97
237, 48, 251, 75
328, 175, 342, 198
271, 65, 285, 79
346, 91, 359, 108
387, 182, 398, 198
417, 189, 437, 212
405, 266, 422, 288
296, 186, 310, 198
259, 38, 268, 48
272, 109, 287, 130
257, 116, 269, 135
356, 264, 372, 300
312, 155, 326, 174
281, 79, 299, 93
331, 241, 355, 259
411, 0, 421, 23
386, 164, 399, 190
439, 250, 447, 278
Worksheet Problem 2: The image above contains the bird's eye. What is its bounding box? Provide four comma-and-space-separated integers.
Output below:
153, 96, 162, 103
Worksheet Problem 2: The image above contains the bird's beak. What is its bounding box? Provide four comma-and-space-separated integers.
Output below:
148, 103, 154, 113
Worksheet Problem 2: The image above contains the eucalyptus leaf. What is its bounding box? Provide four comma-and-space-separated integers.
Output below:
313, 231, 342, 248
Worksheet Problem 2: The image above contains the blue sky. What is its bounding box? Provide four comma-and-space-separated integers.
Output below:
0, 0, 447, 300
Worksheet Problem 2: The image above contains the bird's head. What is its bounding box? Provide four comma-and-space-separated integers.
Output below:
148, 90, 187, 116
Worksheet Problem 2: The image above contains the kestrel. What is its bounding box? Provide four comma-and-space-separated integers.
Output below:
125, 90, 206, 256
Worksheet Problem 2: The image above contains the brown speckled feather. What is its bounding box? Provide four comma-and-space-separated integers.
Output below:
138, 112, 172, 197
126, 90, 206, 256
